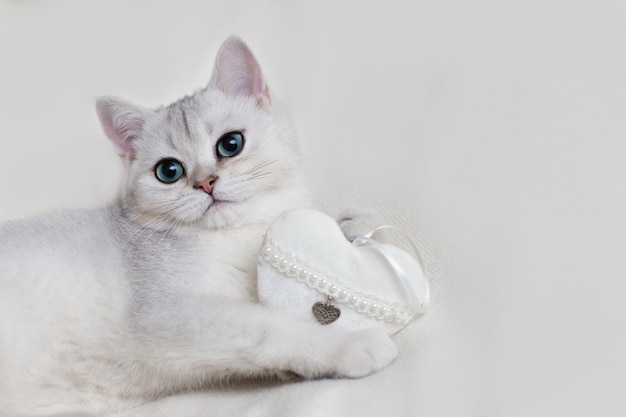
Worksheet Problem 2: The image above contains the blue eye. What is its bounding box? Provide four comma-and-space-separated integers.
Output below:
216, 132, 244, 158
155, 159, 184, 183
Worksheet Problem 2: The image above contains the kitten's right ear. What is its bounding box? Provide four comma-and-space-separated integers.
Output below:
209, 36, 271, 106
96, 96, 150, 160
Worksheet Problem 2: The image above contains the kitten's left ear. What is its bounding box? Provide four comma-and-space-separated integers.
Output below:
209, 36, 271, 107
96, 96, 151, 161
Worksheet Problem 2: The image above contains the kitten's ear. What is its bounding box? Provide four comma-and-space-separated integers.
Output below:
209, 36, 271, 106
96, 96, 150, 160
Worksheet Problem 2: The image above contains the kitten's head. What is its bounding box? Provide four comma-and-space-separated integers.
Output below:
96, 37, 309, 230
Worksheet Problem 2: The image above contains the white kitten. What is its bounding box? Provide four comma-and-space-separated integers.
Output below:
0, 37, 396, 416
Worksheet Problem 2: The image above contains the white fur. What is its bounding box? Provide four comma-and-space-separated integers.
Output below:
0, 37, 396, 416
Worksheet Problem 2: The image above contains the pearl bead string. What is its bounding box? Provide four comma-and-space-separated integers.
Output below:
260, 235, 415, 325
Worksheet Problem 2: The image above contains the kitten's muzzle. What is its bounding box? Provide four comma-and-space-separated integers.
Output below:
194, 176, 218, 194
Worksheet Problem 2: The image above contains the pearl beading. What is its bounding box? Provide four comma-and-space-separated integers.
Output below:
260, 235, 415, 325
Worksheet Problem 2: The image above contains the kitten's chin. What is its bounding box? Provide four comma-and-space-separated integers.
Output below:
202, 188, 312, 232
205, 200, 228, 217
199, 198, 284, 231
200, 201, 245, 231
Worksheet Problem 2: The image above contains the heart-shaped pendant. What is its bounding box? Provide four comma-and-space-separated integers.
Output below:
312, 297, 341, 325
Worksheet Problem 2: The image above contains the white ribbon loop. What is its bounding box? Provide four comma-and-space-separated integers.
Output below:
352, 226, 430, 314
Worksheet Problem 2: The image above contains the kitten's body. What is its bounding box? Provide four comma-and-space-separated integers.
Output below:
0, 38, 395, 415
0, 208, 283, 412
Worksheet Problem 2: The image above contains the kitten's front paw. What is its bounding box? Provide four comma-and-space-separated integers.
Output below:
331, 328, 398, 378
337, 207, 386, 242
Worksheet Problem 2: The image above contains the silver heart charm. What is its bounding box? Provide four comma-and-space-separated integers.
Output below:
312, 297, 341, 325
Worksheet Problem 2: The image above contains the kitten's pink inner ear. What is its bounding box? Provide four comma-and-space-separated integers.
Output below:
210, 37, 271, 106
96, 96, 148, 159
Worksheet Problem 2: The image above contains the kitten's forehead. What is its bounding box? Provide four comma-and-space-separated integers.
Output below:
166, 98, 195, 139
156, 90, 257, 143
159, 94, 205, 144
137, 90, 262, 170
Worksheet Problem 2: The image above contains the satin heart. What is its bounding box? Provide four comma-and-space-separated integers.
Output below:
257, 208, 429, 335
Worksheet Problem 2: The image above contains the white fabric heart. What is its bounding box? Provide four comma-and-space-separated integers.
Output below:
257, 208, 429, 335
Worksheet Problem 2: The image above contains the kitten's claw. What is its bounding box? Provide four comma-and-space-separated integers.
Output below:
337, 207, 386, 242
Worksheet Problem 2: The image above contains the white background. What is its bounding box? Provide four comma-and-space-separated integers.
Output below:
1, 0, 625, 415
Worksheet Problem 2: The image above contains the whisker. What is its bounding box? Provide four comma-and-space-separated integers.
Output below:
241, 171, 271, 182
117, 199, 189, 249
242, 159, 279, 176
156, 215, 185, 247
134, 211, 182, 252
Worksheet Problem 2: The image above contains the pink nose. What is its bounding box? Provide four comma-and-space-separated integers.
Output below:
195, 176, 218, 194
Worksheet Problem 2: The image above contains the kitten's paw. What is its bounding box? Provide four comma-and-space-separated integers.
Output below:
337, 207, 386, 242
331, 328, 398, 378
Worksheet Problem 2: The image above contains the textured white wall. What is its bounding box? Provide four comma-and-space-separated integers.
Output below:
1, 0, 625, 415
